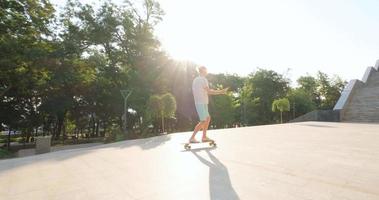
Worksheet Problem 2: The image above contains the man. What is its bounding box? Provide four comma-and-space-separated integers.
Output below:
189, 66, 228, 143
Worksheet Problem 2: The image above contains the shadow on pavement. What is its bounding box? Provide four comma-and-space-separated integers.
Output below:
116, 134, 171, 150
0, 134, 173, 174
180, 146, 217, 152
296, 123, 336, 128
192, 149, 240, 200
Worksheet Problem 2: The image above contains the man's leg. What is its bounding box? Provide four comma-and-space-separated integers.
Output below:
191, 104, 207, 142
202, 116, 211, 140
189, 121, 204, 142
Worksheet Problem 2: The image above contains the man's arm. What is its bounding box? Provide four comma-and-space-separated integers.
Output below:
204, 86, 228, 95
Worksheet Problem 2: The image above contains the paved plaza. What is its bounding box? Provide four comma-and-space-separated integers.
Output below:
1, 122, 379, 200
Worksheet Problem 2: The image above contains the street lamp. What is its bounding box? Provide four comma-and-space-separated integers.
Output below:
120, 89, 133, 134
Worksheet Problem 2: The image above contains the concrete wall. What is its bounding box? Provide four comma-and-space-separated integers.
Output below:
290, 110, 340, 123
340, 69, 379, 122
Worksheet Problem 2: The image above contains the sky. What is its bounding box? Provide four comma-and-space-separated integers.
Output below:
51, 0, 379, 83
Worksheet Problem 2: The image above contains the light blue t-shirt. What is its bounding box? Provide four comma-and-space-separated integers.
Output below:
192, 76, 209, 104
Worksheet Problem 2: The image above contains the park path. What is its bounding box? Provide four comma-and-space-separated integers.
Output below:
1, 122, 379, 200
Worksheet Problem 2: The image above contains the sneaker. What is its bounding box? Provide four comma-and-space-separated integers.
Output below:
202, 137, 214, 142
189, 138, 200, 143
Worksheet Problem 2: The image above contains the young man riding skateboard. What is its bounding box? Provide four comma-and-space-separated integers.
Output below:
189, 66, 228, 143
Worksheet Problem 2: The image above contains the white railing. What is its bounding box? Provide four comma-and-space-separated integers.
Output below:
333, 80, 361, 110
375, 60, 379, 71
362, 66, 376, 83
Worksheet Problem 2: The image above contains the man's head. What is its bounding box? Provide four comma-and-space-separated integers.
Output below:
198, 66, 208, 76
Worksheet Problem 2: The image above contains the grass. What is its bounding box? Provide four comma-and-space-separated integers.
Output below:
0, 148, 13, 159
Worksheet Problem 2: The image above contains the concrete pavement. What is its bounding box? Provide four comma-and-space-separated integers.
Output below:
1, 122, 379, 200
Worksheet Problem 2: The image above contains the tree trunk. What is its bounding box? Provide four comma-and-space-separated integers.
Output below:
25, 128, 31, 144
74, 128, 78, 144
96, 120, 100, 137
280, 111, 283, 124
91, 121, 95, 137
53, 120, 58, 139
56, 113, 64, 141
7, 129, 11, 150
87, 119, 91, 139
102, 122, 107, 137
23, 130, 26, 147
62, 121, 66, 144
161, 114, 165, 133
88, 114, 94, 138
34, 128, 37, 142
118, 116, 123, 132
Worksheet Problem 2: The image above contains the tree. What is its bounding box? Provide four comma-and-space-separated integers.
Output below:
235, 82, 259, 126
161, 61, 198, 131
148, 93, 177, 133
297, 72, 347, 110
272, 98, 290, 123
0, 0, 350, 146
161, 93, 177, 132
56, 0, 166, 137
0, 0, 55, 144
207, 73, 245, 92
316, 72, 346, 109
245, 69, 290, 124
287, 89, 316, 119
209, 93, 235, 129
297, 75, 321, 108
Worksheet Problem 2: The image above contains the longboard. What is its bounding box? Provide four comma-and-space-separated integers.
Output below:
182, 140, 216, 150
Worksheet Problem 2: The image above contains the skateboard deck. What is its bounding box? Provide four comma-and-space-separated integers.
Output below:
182, 140, 216, 150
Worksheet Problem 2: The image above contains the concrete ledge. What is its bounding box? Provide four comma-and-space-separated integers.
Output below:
290, 110, 340, 122
35, 136, 51, 154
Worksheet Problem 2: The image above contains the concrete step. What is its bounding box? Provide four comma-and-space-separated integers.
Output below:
342, 73, 379, 122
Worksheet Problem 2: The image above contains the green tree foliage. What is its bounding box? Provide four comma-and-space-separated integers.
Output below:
297, 72, 347, 110
272, 98, 290, 123
0, 0, 55, 143
148, 93, 177, 133
317, 72, 346, 109
232, 82, 257, 126
161, 93, 177, 119
160, 61, 214, 132
287, 89, 316, 120
1, 0, 167, 145
207, 73, 245, 127
297, 75, 320, 107
244, 69, 290, 124
0, 0, 349, 148
209, 93, 235, 129
208, 73, 245, 92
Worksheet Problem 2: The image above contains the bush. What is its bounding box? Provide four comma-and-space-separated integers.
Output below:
104, 127, 125, 143
17, 137, 26, 144
140, 131, 152, 138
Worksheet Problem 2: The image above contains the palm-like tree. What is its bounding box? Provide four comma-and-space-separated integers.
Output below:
272, 98, 290, 123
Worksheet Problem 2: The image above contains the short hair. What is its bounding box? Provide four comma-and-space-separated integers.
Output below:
198, 66, 207, 73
